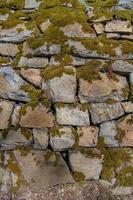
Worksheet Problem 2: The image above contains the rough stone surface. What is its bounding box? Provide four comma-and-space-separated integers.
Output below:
33, 129, 49, 150
69, 150, 103, 180
112, 60, 133, 73
11, 104, 21, 126
93, 23, 104, 35
42, 73, 76, 103
50, 127, 75, 151
121, 101, 133, 113
20, 68, 42, 87
77, 127, 98, 147
116, 114, 133, 147
25, 0, 40, 9
89, 103, 125, 124
18, 57, 48, 69
0, 101, 14, 129
105, 20, 132, 34
0, 67, 29, 102
100, 121, 119, 147
0, 129, 32, 150
56, 105, 90, 126
79, 73, 128, 103
0, 43, 19, 57
19, 104, 54, 128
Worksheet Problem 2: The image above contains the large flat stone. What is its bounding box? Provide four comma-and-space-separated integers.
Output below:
69, 150, 103, 180
33, 128, 49, 149
4, 149, 74, 192
0, 67, 29, 102
56, 104, 90, 126
105, 20, 132, 34
79, 73, 128, 103
112, 60, 133, 74
42, 72, 76, 103
24, 0, 40, 9
89, 103, 124, 124
19, 104, 54, 128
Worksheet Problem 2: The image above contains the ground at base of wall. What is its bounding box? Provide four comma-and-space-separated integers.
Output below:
1, 181, 132, 200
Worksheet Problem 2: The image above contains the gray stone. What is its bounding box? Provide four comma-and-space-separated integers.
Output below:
100, 121, 119, 147
69, 150, 103, 180
33, 44, 61, 56
121, 101, 133, 113
79, 73, 128, 103
113, 186, 133, 196
50, 127, 75, 151
0, 67, 29, 102
20, 68, 42, 87
33, 129, 49, 149
61, 23, 95, 38
115, 0, 133, 10
42, 71, 76, 103
24, 0, 40, 9
0, 25, 32, 43
11, 104, 21, 126
0, 43, 19, 57
4, 149, 74, 191
71, 56, 86, 66
0, 100, 14, 130
105, 20, 132, 34
0, 14, 9, 21
56, 104, 90, 126
0, 129, 32, 150
89, 103, 124, 124
129, 72, 133, 84
77, 126, 99, 147
112, 60, 133, 73
18, 57, 48, 69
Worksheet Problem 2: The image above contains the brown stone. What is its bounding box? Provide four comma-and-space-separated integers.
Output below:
19, 104, 54, 128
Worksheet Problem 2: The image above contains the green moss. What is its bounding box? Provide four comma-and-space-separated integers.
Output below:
113, 10, 133, 23
115, 127, 125, 143
44, 150, 60, 166
76, 61, 102, 82
105, 98, 117, 105
80, 148, 102, 159
21, 128, 32, 140
0, 106, 3, 112
127, 115, 133, 125
50, 126, 65, 137
0, 56, 10, 65
117, 166, 133, 186
41, 65, 74, 80
122, 85, 130, 98
72, 171, 85, 181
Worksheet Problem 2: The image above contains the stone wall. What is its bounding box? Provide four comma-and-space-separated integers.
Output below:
0, 0, 133, 196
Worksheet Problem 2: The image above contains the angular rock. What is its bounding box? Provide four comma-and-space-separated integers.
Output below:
116, 114, 133, 147
61, 23, 95, 38
115, 0, 133, 10
40, 19, 51, 32
33, 128, 49, 149
89, 103, 124, 124
71, 56, 86, 66
77, 126, 98, 147
113, 186, 133, 196
0, 67, 29, 102
129, 72, 133, 84
42, 72, 76, 103
0, 25, 32, 43
100, 121, 119, 147
0, 101, 14, 129
50, 127, 75, 151
79, 73, 128, 103
18, 57, 48, 69
105, 20, 132, 34
56, 104, 90, 126
69, 150, 103, 180
0, 128, 32, 150
0, 14, 9, 21
20, 68, 42, 87
24, 0, 40, 9
0, 43, 19, 57
68, 40, 109, 59
11, 104, 21, 126
121, 101, 133, 113
112, 60, 133, 73
19, 104, 54, 128
93, 23, 104, 35
4, 149, 74, 191
22, 42, 60, 57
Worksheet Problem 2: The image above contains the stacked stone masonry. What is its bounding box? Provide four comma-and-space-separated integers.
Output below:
0, 0, 133, 196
